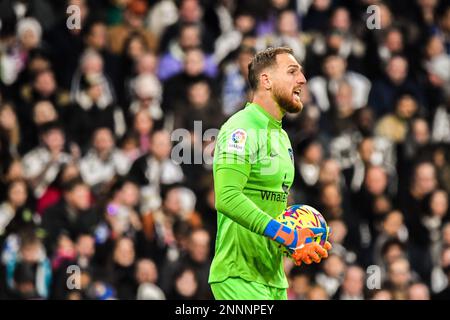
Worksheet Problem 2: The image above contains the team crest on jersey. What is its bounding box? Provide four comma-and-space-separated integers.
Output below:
228, 129, 247, 153
288, 148, 294, 163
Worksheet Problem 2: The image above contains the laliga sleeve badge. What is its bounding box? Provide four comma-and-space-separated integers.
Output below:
227, 129, 247, 153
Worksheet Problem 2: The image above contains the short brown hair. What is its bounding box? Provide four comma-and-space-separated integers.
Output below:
247, 47, 293, 90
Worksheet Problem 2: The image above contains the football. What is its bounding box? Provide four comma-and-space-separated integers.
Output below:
276, 204, 330, 255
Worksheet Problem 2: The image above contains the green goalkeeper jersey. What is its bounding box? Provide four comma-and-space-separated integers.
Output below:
209, 102, 295, 288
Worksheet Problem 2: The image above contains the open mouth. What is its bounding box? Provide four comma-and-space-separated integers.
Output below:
293, 89, 301, 100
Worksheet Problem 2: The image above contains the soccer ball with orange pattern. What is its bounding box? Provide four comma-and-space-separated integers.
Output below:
276, 204, 329, 256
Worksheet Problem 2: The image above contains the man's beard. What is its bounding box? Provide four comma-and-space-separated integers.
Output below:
272, 84, 303, 114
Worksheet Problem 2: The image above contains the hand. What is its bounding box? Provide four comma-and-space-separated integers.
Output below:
292, 237, 332, 266
264, 220, 331, 266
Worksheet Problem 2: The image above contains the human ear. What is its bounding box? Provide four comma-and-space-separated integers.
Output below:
260, 73, 272, 90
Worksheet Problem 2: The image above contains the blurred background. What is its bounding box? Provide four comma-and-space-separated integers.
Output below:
0, 0, 450, 300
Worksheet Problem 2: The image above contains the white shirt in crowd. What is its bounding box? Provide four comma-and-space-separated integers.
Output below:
80, 148, 131, 187
22, 147, 72, 198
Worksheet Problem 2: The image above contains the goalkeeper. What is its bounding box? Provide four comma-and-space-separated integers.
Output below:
209, 47, 332, 300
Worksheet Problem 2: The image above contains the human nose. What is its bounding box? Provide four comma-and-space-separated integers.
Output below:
297, 72, 307, 85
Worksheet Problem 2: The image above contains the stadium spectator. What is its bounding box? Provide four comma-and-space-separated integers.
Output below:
35, 161, 81, 215
0, 179, 36, 241
135, 258, 159, 287
2, 231, 51, 299
353, 165, 393, 245
79, 127, 131, 194
107, 0, 157, 55
384, 257, 416, 300
327, 218, 357, 264
408, 282, 431, 300
375, 94, 419, 144
160, 228, 212, 299
21, 121, 72, 199
44, 0, 90, 89
431, 92, 450, 143
214, 9, 257, 64
41, 179, 98, 256
158, 24, 218, 81
68, 49, 125, 148
162, 47, 216, 116
425, 189, 449, 264
0, 17, 43, 86
292, 137, 323, 205
220, 45, 255, 116
370, 289, 393, 300
128, 130, 184, 213
315, 253, 346, 297
104, 236, 138, 300
399, 161, 438, 281
0, 103, 21, 160
255, 10, 308, 62
103, 179, 142, 240
306, 284, 329, 300
128, 73, 163, 126
159, 0, 216, 54
432, 249, 450, 299
332, 265, 366, 300
83, 20, 120, 95
17, 68, 71, 153
368, 55, 424, 117
166, 266, 200, 300
308, 55, 371, 113
128, 109, 154, 157
431, 245, 450, 294
173, 79, 224, 131
379, 238, 409, 280
302, 0, 334, 33
373, 210, 409, 267
287, 268, 313, 300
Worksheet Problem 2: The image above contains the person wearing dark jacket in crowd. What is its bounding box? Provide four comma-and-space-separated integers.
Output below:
159, 228, 212, 300
368, 55, 425, 117
399, 161, 439, 283
104, 236, 138, 300
41, 178, 98, 256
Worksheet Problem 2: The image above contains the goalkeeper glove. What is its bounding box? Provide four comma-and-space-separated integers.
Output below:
263, 219, 331, 265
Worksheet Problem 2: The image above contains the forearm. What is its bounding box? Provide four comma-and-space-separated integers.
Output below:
214, 167, 272, 235
214, 167, 303, 249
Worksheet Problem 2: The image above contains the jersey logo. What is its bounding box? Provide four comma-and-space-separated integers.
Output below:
282, 173, 290, 193
288, 148, 294, 164
260, 190, 288, 202
227, 129, 247, 153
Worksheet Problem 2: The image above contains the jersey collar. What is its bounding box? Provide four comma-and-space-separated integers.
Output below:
246, 102, 282, 129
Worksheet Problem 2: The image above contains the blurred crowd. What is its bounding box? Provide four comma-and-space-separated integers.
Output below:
0, 0, 450, 300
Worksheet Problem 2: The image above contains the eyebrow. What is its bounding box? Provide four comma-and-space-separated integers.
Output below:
287, 64, 303, 71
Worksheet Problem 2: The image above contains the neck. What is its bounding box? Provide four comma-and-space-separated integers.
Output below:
8, 202, 19, 211
98, 149, 111, 160
411, 187, 425, 200
252, 92, 285, 121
